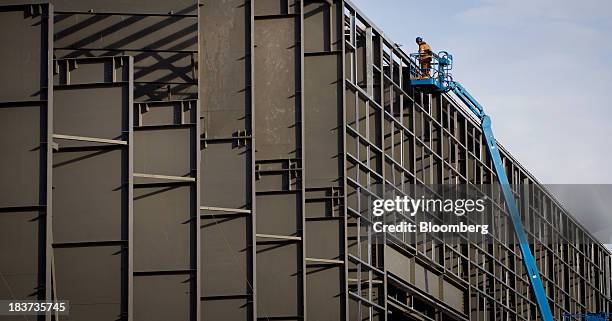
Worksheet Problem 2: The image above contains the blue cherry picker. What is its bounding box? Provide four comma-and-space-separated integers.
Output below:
410, 40, 612, 321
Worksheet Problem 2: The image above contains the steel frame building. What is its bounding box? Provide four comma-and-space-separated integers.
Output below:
0, 0, 610, 321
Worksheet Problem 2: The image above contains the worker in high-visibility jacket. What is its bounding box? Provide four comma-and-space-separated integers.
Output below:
416, 37, 432, 78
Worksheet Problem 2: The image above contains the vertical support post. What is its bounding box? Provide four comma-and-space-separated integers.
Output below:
195, 99, 201, 321
249, 1, 257, 320
365, 27, 373, 97
127, 56, 134, 321
298, 0, 307, 319
340, 2, 349, 319
44, 5, 54, 321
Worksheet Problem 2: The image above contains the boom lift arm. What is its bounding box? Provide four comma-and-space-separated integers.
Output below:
452, 82, 554, 321
410, 51, 555, 321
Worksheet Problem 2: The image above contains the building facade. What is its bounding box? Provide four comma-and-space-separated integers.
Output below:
0, 1, 610, 320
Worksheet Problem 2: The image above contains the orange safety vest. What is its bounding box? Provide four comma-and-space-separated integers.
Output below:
419, 42, 432, 60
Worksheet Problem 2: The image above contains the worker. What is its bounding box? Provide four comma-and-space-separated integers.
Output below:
416, 37, 432, 78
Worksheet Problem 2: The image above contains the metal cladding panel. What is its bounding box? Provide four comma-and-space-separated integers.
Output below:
256, 242, 300, 317
133, 185, 191, 271
304, 54, 343, 188
134, 274, 191, 321
254, 17, 299, 159
55, 86, 127, 140
0, 6, 46, 101
443, 280, 465, 312
256, 193, 299, 236
201, 215, 250, 295
305, 219, 341, 260
202, 298, 250, 321
0, 106, 43, 207
52, 56, 132, 321
254, 0, 298, 16
200, 0, 249, 138
303, 1, 341, 53
384, 246, 412, 284
134, 128, 192, 177
306, 266, 343, 321
52, 148, 126, 243
0, 3, 52, 306
54, 246, 124, 321
201, 142, 250, 210
0, 211, 40, 299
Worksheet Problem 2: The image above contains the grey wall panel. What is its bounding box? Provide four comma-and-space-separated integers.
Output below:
254, 0, 298, 16
134, 128, 192, 177
384, 246, 411, 284
134, 186, 191, 271
202, 298, 250, 321
53, 149, 126, 243
0, 211, 40, 299
256, 242, 299, 317
254, 17, 298, 160
304, 1, 341, 53
0, 7, 45, 101
0, 106, 43, 207
200, 0, 248, 139
306, 266, 342, 321
0, 4, 53, 307
443, 280, 464, 312
201, 216, 250, 296
306, 219, 341, 260
55, 86, 127, 140
201, 142, 250, 210
54, 246, 124, 321
304, 54, 342, 188
256, 193, 299, 236
134, 274, 191, 321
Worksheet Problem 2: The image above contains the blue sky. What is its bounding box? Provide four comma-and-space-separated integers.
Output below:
351, 0, 612, 184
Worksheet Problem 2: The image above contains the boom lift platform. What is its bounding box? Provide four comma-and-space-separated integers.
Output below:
409, 50, 559, 321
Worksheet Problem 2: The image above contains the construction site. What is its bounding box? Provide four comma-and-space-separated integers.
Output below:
0, 0, 611, 321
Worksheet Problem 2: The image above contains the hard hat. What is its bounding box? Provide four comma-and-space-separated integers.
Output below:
416, 37, 423, 43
